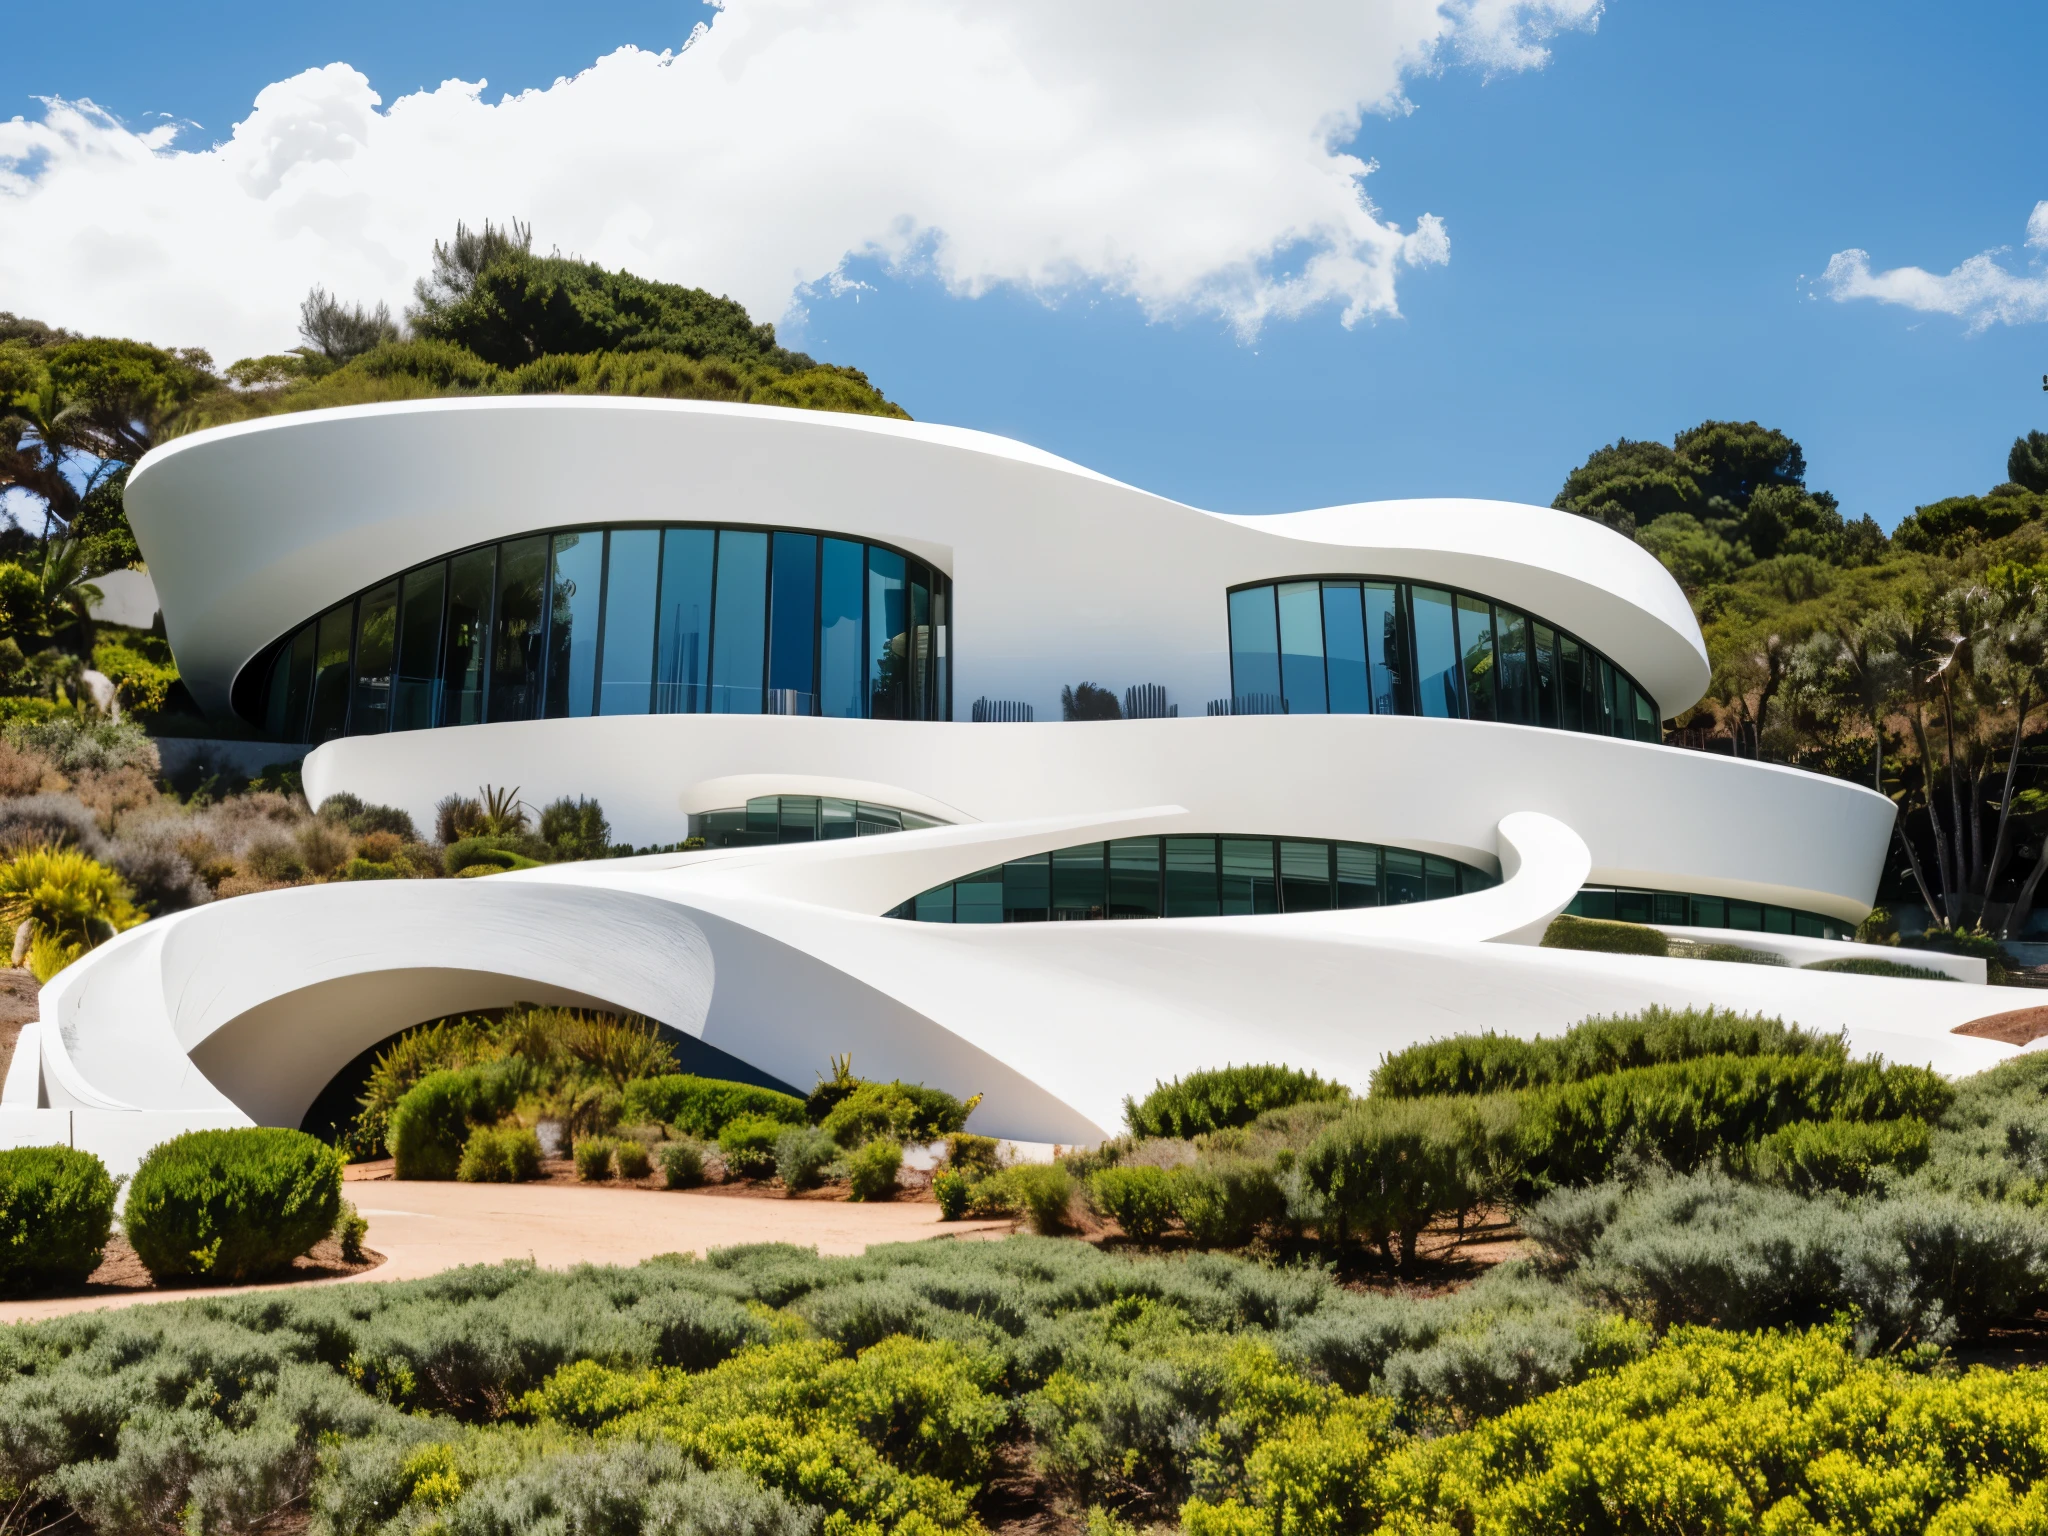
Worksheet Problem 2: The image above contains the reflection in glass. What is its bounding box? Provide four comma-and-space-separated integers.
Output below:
1458, 595, 1495, 722
909, 571, 932, 721
1228, 586, 1281, 711
819, 537, 865, 719
867, 546, 907, 719
1495, 609, 1531, 725
441, 547, 495, 726
1109, 838, 1161, 918
1425, 856, 1460, 901
1335, 844, 1379, 908
1165, 836, 1220, 917
393, 564, 445, 731
1276, 581, 1327, 714
1596, 656, 1618, 736
711, 530, 768, 714
1411, 586, 1461, 718
1364, 582, 1403, 713
1557, 634, 1584, 731
266, 623, 317, 741
492, 536, 549, 722
1052, 843, 1105, 919
1280, 841, 1332, 911
779, 795, 819, 844
309, 604, 354, 742
1221, 838, 1277, 915
1384, 848, 1426, 904
768, 531, 819, 715
932, 581, 949, 723
957, 868, 1004, 923
655, 528, 714, 713
821, 798, 856, 840
1322, 583, 1370, 714
599, 529, 660, 715
1531, 621, 1558, 729
1634, 689, 1658, 742
915, 886, 954, 922
349, 581, 398, 735
1004, 854, 1050, 922
543, 532, 602, 719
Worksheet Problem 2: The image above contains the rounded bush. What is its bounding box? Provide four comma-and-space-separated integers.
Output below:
620, 1075, 806, 1138
1124, 1064, 1349, 1139
1541, 914, 1670, 957
776, 1126, 840, 1193
718, 1114, 784, 1178
614, 1140, 653, 1180
969, 1163, 1074, 1231
124, 1127, 342, 1282
457, 1125, 542, 1183
933, 1168, 970, 1221
847, 1138, 903, 1201
575, 1138, 617, 1181
659, 1140, 706, 1189
389, 1065, 523, 1180
1090, 1164, 1177, 1240
1751, 1116, 1931, 1195
0, 1144, 117, 1291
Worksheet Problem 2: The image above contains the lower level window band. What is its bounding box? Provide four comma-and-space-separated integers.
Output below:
890, 836, 1497, 922
1566, 886, 1853, 942
692, 796, 948, 849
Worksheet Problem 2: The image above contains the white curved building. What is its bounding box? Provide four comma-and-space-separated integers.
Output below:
0, 398, 2024, 1166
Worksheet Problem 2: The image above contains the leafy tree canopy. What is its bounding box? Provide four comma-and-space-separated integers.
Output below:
2010, 430, 2048, 495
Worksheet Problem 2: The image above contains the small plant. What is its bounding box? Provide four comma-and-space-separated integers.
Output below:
0, 845, 144, 980
614, 1140, 653, 1180
847, 1138, 903, 1201
334, 1199, 369, 1262
457, 1125, 543, 1183
1804, 956, 1958, 981
0, 1144, 117, 1291
945, 1132, 1002, 1179
622, 1074, 806, 1137
776, 1126, 841, 1193
719, 1114, 784, 1178
124, 1128, 342, 1282
540, 796, 612, 860
1540, 913, 1671, 957
1090, 1164, 1177, 1240
969, 1163, 1075, 1232
575, 1138, 618, 1181
389, 1064, 524, 1179
1125, 1063, 1350, 1139
806, 1053, 861, 1124
659, 1140, 707, 1189
933, 1168, 970, 1220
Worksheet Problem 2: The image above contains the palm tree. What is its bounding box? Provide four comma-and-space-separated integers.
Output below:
1979, 602, 2048, 917
0, 378, 93, 535
23, 538, 102, 650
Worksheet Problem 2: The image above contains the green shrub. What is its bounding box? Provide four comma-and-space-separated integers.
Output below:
614, 1140, 653, 1179
124, 1128, 342, 1282
659, 1140, 707, 1189
1540, 912, 1670, 955
933, 1168, 970, 1220
619, 1074, 807, 1138
945, 1131, 1002, 1179
1751, 1116, 1931, 1195
1914, 1051, 2048, 1205
806, 1053, 862, 1124
718, 1114, 783, 1178
575, 1138, 617, 1181
1372, 1007, 1838, 1099
1090, 1164, 1177, 1240
776, 1126, 840, 1192
969, 1163, 1075, 1231
846, 1138, 903, 1201
1171, 1156, 1289, 1248
1125, 1064, 1351, 1139
539, 795, 612, 860
0, 1144, 117, 1291
334, 1199, 368, 1263
443, 836, 546, 874
821, 1079, 973, 1147
389, 1063, 524, 1179
1804, 956, 1959, 981
456, 1124, 542, 1183
1668, 939, 1784, 966
1303, 1095, 1519, 1265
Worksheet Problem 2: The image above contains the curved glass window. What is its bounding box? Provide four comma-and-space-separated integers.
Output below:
1566, 886, 1853, 943
248, 525, 953, 740
1224, 579, 1661, 742
692, 795, 949, 849
891, 836, 1496, 922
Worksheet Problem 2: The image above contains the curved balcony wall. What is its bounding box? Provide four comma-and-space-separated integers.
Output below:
891, 834, 1498, 922
1226, 578, 1660, 740
254, 523, 952, 743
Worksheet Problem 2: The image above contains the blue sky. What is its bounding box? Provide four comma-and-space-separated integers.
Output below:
4, 1, 2043, 527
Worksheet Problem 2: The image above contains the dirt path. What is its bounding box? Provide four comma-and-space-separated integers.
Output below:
0, 969, 38, 1086
0, 1180, 1014, 1325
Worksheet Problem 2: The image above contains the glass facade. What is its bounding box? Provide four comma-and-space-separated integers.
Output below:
254, 524, 953, 740
1565, 886, 1854, 942
1226, 578, 1662, 742
893, 836, 1497, 922
691, 795, 949, 849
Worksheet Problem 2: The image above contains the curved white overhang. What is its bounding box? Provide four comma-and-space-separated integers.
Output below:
126, 396, 1709, 719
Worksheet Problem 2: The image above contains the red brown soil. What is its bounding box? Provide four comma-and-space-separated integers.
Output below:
346, 1154, 942, 1202
10, 1231, 385, 1303
1954, 1006, 2048, 1045
0, 968, 40, 1084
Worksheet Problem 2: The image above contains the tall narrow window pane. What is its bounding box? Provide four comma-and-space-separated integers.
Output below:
1384, 848, 1426, 904
308, 603, 354, 742
1596, 656, 1620, 736
1004, 854, 1050, 921
1364, 582, 1405, 713
1221, 838, 1277, 915
1411, 586, 1461, 718
655, 528, 714, 713
867, 546, 907, 719
539, 532, 600, 719
1052, 843, 1105, 920
491, 536, 549, 722
1335, 845, 1380, 908
1275, 581, 1327, 714
440, 547, 495, 726
599, 529, 660, 716
1425, 857, 1460, 901
1228, 586, 1282, 712
1322, 584, 1370, 714
266, 623, 317, 741
1531, 621, 1559, 729
819, 537, 865, 719
1634, 687, 1659, 743
393, 564, 445, 732
1108, 838, 1161, 918
349, 581, 398, 735
1495, 609, 1531, 725
821, 798, 856, 840
1556, 634, 1584, 731
1165, 837, 1220, 917
779, 796, 820, 844
1280, 841, 1332, 911
956, 868, 1004, 923
767, 531, 818, 715
933, 579, 950, 722
712, 530, 768, 714
1457, 595, 1495, 722
909, 570, 932, 720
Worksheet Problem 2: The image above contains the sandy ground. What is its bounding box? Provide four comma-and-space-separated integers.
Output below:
0, 969, 39, 1085
0, 1181, 1015, 1325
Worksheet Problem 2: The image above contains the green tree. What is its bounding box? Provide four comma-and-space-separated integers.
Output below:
1551, 438, 1700, 536
2009, 429, 2048, 495
297, 286, 400, 367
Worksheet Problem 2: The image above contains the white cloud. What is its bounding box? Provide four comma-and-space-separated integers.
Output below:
1820, 201, 2048, 331
0, 0, 1598, 363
